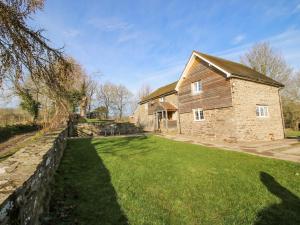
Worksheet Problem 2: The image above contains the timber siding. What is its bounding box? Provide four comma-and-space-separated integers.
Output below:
134, 51, 285, 142
178, 58, 232, 114
147, 93, 177, 115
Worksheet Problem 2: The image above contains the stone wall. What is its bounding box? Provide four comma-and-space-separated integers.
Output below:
134, 104, 154, 131
75, 122, 143, 137
179, 107, 237, 142
0, 128, 69, 225
231, 78, 284, 141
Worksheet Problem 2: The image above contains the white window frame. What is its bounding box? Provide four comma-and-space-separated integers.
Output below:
159, 97, 165, 102
193, 108, 204, 121
191, 81, 202, 95
256, 105, 269, 118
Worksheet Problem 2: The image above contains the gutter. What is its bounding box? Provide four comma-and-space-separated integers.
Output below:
139, 90, 178, 104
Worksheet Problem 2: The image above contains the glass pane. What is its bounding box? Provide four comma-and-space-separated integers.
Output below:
256, 107, 260, 116
200, 110, 204, 120
195, 110, 199, 120
264, 107, 268, 116
260, 107, 264, 116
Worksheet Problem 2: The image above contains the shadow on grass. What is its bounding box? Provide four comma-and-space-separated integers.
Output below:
254, 172, 300, 225
47, 138, 129, 225
93, 135, 155, 156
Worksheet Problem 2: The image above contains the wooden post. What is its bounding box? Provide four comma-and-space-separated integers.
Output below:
165, 110, 168, 131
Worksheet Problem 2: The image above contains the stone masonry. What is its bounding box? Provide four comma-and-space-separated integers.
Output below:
179, 106, 237, 142
0, 128, 70, 225
231, 78, 284, 141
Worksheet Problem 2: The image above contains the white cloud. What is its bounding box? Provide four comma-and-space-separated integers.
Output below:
132, 60, 186, 93
63, 28, 80, 38
117, 31, 141, 43
215, 28, 300, 69
232, 34, 246, 45
88, 17, 132, 32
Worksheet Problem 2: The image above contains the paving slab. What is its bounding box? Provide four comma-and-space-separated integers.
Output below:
158, 134, 300, 163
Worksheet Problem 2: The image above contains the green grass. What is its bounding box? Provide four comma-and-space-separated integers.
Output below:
49, 136, 300, 225
84, 118, 114, 123
285, 129, 300, 138
0, 124, 39, 143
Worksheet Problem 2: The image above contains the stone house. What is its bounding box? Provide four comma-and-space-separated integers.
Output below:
134, 51, 285, 141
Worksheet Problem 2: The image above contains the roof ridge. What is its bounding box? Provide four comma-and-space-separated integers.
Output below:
192, 50, 283, 87
140, 80, 178, 103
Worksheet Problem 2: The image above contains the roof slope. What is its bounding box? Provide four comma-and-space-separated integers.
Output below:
194, 51, 284, 87
140, 81, 177, 103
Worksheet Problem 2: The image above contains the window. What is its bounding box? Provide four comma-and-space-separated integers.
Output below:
256, 105, 269, 117
144, 103, 148, 111
193, 108, 204, 121
192, 81, 202, 94
159, 97, 164, 102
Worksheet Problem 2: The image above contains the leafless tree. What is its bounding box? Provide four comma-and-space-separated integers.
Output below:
97, 82, 116, 119
241, 42, 300, 129
138, 84, 151, 101
0, 0, 67, 87
113, 84, 132, 119
288, 71, 300, 101
240, 42, 292, 85
86, 77, 98, 113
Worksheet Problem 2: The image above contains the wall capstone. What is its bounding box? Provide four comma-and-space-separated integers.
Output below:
0, 127, 70, 225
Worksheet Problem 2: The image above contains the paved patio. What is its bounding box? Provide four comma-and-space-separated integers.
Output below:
158, 134, 300, 163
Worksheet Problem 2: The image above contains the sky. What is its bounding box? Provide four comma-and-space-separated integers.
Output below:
1, 0, 300, 107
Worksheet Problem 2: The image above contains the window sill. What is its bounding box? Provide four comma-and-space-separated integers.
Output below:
192, 91, 202, 96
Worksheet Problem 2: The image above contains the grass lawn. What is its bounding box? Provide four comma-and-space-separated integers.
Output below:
83, 118, 114, 123
49, 135, 300, 225
285, 129, 300, 138
0, 124, 39, 143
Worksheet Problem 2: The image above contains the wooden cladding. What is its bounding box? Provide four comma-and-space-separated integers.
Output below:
178, 58, 232, 114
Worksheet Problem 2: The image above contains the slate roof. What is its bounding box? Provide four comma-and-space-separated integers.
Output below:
194, 51, 284, 87
140, 51, 284, 104
157, 102, 177, 111
140, 81, 177, 103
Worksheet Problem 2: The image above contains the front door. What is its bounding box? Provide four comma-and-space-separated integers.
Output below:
157, 111, 162, 129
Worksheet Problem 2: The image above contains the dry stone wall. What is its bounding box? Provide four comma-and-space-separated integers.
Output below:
75, 122, 143, 137
0, 127, 70, 225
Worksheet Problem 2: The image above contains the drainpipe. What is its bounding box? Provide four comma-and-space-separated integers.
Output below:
165, 110, 168, 131
176, 93, 182, 134
278, 88, 285, 139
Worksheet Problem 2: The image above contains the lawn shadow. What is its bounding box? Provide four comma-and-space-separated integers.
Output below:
47, 138, 129, 225
94, 135, 156, 156
254, 172, 300, 225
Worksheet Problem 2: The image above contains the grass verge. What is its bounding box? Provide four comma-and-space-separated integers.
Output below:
49, 135, 300, 225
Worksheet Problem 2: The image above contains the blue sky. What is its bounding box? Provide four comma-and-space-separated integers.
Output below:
1, 0, 300, 107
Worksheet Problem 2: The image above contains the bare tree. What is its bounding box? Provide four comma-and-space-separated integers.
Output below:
86, 77, 98, 114
240, 42, 292, 85
138, 84, 151, 101
113, 84, 132, 119
288, 71, 300, 101
0, 0, 67, 86
97, 82, 116, 119
241, 42, 300, 129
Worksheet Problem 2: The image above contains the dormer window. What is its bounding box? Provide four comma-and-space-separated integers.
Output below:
192, 81, 202, 94
159, 97, 165, 102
